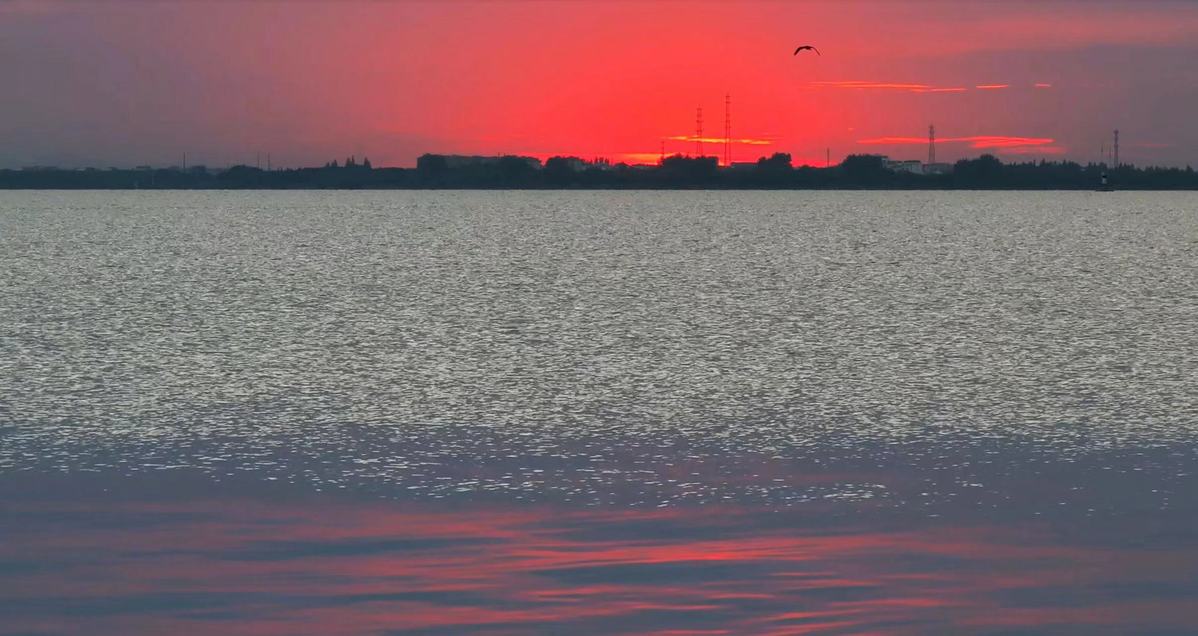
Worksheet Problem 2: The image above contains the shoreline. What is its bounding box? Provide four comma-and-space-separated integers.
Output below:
3, 186, 1196, 192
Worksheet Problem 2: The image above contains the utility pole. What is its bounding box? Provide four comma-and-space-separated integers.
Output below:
723, 93, 731, 167
928, 124, 936, 164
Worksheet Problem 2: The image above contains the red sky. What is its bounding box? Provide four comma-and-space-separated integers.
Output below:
2, 0, 1197, 168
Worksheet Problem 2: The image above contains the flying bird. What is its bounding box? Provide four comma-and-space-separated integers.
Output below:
793, 45, 820, 56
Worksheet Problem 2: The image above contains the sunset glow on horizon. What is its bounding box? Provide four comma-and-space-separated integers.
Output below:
2, 0, 1197, 168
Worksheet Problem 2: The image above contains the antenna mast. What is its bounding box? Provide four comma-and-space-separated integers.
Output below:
695, 107, 704, 157
1113, 129, 1119, 167
928, 124, 936, 164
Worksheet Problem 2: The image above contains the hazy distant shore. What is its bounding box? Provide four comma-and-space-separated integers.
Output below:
5, 153, 1197, 190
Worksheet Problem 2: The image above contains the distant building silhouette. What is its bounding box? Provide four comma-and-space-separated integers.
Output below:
431, 155, 541, 170
884, 158, 923, 175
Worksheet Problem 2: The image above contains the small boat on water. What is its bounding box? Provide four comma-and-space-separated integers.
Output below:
1096, 172, 1114, 192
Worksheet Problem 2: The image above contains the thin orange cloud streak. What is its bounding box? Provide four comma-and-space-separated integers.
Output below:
858, 137, 943, 145
813, 81, 972, 94
665, 135, 774, 145
813, 81, 933, 91
975, 84, 1011, 90
858, 135, 1056, 149
966, 135, 1055, 148
1033, 83, 1053, 88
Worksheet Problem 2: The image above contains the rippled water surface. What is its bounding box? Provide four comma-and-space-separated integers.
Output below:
2, 190, 1197, 634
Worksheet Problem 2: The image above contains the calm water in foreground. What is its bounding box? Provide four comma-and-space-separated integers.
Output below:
2, 190, 1197, 634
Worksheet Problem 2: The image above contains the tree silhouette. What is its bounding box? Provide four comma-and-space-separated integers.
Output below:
841, 154, 889, 184
758, 153, 791, 169
497, 155, 537, 183
544, 156, 580, 186
953, 154, 1004, 185
755, 153, 792, 177
660, 154, 718, 183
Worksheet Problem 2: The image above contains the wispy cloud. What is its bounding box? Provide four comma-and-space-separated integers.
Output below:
813, 81, 1061, 94
813, 81, 934, 91
858, 137, 942, 145
811, 81, 970, 93
965, 136, 1055, 148
665, 136, 773, 146
858, 136, 1056, 149
809, 80, 967, 92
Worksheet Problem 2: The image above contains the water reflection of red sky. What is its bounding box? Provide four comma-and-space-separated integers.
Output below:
2, 499, 1196, 635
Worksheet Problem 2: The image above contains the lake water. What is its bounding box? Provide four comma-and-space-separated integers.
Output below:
2, 190, 1197, 634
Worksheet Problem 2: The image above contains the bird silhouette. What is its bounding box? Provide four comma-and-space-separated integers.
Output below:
793, 45, 820, 56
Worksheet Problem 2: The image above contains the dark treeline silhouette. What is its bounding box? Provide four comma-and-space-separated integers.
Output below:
3, 153, 1197, 189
